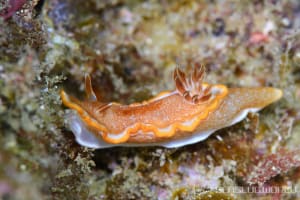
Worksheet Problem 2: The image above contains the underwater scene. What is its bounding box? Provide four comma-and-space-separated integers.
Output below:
0, 0, 300, 199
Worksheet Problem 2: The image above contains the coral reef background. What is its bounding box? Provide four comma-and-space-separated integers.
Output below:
0, 0, 300, 199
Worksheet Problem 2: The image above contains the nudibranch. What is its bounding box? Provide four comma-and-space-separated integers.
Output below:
60, 66, 282, 148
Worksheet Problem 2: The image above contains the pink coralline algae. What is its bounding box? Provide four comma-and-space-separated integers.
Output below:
246, 149, 300, 185
0, 0, 26, 20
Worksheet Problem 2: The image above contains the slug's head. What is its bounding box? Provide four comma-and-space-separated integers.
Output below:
174, 65, 227, 104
